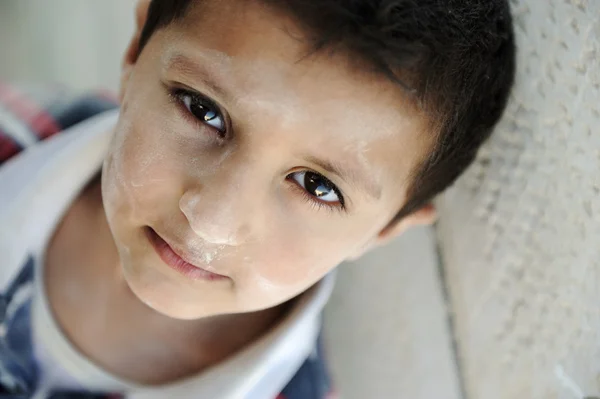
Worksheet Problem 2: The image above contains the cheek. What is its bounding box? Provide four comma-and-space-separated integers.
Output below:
235, 220, 364, 306
102, 112, 184, 231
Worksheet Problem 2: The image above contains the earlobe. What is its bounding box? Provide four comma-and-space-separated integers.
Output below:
406, 203, 437, 226
345, 204, 437, 261
378, 203, 437, 243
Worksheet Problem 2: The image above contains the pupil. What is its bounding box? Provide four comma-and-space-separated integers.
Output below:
305, 172, 331, 197
192, 104, 216, 121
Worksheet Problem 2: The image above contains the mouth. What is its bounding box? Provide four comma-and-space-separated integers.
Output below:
145, 227, 229, 282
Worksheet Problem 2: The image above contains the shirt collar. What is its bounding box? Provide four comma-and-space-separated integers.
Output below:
0, 109, 335, 398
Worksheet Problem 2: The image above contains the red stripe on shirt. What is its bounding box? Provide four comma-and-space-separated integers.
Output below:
0, 134, 20, 162
0, 82, 61, 140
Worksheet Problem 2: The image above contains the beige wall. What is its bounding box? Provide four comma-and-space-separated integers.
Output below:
0, 0, 134, 90
436, 1, 600, 398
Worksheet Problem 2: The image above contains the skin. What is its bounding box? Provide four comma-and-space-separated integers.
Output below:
45, 0, 436, 385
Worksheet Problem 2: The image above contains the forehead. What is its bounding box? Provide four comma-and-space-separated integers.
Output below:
152, 0, 431, 206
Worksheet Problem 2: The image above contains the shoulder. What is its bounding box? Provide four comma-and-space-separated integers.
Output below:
0, 82, 118, 165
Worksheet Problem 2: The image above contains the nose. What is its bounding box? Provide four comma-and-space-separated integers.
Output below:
179, 175, 257, 246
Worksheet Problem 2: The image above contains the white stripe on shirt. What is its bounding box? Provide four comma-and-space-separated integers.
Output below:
0, 105, 38, 148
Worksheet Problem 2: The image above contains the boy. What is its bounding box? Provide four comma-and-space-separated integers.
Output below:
0, 0, 515, 397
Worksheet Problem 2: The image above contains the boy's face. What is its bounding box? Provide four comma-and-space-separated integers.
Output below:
102, 0, 432, 319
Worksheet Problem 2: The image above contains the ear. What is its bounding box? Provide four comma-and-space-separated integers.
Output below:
347, 203, 437, 261
377, 203, 437, 245
119, 0, 152, 102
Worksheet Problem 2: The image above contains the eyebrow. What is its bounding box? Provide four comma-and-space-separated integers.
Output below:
304, 155, 382, 201
164, 53, 232, 102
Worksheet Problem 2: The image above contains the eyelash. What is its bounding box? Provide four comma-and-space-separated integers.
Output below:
287, 172, 346, 212
169, 86, 228, 138
166, 84, 346, 213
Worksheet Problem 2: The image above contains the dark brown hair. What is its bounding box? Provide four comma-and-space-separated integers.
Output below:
138, 0, 516, 223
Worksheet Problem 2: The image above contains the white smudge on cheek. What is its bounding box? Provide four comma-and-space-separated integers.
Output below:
250, 272, 282, 293
128, 150, 168, 188
238, 257, 293, 305
239, 258, 333, 311
185, 241, 227, 266
103, 109, 172, 224
238, 238, 330, 302
102, 119, 142, 220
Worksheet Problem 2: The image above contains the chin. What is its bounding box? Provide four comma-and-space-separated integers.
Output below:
120, 260, 236, 320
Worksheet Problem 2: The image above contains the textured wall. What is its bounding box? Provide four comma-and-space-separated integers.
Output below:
436, 1, 600, 398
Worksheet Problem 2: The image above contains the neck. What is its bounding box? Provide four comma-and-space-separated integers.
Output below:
85, 173, 290, 370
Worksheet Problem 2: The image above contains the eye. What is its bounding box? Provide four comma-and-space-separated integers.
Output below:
289, 171, 344, 206
175, 89, 226, 134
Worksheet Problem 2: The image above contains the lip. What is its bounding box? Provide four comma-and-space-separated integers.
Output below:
145, 227, 229, 282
